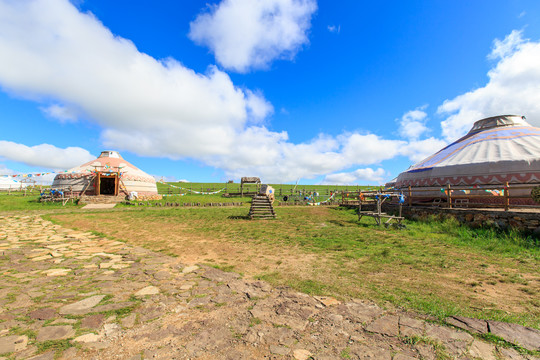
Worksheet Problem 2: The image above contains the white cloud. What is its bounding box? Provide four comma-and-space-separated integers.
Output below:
398, 105, 429, 140
400, 137, 448, 163
41, 104, 79, 123
322, 168, 386, 185
0, 0, 437, 184
0, 164, 14, 175
487, 29, 527, 60
327, 25, 340, 34
0, 141, 94, 170
189, 0, 317, 72
438, 30, 540, 141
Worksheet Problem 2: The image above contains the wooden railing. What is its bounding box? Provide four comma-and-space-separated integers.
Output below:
396, 183, 540, 211
339, 183, 540, 211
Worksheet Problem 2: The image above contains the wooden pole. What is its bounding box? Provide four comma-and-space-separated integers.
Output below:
504, 182, 509, 211
447, 184, 452, 209
408, 186, 412, 207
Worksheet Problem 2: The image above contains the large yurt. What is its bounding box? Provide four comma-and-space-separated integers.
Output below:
52, 151, 159, 199
395, 115, 540, 205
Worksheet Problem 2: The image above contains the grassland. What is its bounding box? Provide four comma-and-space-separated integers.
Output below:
2, 187, 539, 330
47, 205, 540, 330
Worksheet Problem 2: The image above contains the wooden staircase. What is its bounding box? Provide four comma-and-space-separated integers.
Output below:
248, 195, 276, 219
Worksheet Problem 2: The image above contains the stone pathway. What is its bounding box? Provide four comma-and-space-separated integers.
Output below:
0, 215, 538, 359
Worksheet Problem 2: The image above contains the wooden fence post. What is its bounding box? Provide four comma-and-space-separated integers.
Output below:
504, 182, 509, 211
447, 184, 452, 209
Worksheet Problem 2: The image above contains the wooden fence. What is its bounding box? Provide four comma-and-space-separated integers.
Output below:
342, 183, 540, 211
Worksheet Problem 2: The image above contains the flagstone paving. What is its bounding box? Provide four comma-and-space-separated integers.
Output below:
0, 215, 538, 359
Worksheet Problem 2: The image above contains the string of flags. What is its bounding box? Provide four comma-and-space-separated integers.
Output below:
159, 181, 226, 195
1, 168, 124, 178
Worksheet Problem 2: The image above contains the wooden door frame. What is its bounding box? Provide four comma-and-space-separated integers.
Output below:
95, 172, 119, 196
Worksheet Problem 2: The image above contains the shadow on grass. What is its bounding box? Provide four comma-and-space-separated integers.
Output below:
227, 215, 251, 220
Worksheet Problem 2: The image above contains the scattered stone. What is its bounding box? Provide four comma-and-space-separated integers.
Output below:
399, 316, 425, 337
120, 313, 137, 328
81, 314, 105, 329
292, 349, 312, 360
314, 296, 341, 307
31, 255, 52, 262
366, 315, 400, 337
103, 323, 121, 337
487, 321, 540, 351
0, 335, 28, 353
28, 308, 56, 320
73, 333, 103, 343
42, 268, 71, 277
468, 339, 496, 360
134, 286, 160, 297
445, 316, 488, 334
59, 295, 106, 315
36, 325, 75, 342
179, 283, 194, 290
182, 265, 199, 274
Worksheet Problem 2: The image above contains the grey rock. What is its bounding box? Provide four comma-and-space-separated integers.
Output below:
59, 295, 106, 315
366, 315, 399, 337
202, 267, 240, 283
445, 316, 488, 334
468, 339, 496, 360
36, 326, 75, 342
0, 335, 28, 353
488, 320, 540, 351
399, 316, 424, 337
28, 308, 56, 321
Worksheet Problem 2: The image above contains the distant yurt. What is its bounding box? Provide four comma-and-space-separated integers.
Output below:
395, 115, 540, 204
0, 177, 28, 191
52, 151, 159, 199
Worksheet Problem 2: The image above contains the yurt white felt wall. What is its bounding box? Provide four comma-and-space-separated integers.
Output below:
0, 177, 27, 191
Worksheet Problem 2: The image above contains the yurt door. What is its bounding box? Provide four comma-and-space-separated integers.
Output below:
97, 173, 118, 196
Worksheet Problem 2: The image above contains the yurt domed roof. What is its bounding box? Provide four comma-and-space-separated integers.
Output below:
395, 115, 540, 187
60, 150, 155, 183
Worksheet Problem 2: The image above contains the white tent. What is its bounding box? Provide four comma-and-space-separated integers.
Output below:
0, 177, 28, 191
395, 115, 540, 188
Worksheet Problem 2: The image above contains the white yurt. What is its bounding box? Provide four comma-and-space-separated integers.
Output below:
52, 151, 159, 198
0, 177, 27, 191
395, 115, 540, 204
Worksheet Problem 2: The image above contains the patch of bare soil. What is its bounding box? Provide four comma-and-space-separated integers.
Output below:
50, 210, 540, 325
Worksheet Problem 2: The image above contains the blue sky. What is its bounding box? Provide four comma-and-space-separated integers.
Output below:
1, 0, 540, 184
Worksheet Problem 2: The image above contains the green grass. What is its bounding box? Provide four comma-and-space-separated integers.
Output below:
0, 193, 81, 211
50, 205, 540, 330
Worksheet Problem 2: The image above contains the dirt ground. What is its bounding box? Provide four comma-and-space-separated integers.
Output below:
1, 215, 538, 359
50, 208, 540, 324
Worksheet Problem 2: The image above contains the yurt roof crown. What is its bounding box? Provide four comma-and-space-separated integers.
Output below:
468, 115, 528, 133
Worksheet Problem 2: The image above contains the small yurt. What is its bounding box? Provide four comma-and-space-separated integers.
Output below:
395, 115, 540, 205
52, 151, 159, 199
0, 177, 27, 191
